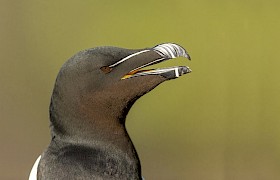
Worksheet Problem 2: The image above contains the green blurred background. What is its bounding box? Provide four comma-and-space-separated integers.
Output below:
1, 0, 280, 179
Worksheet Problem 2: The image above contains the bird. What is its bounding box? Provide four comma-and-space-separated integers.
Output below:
29, 43, 191, 180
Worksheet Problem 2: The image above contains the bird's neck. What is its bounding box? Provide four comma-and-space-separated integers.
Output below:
50, 97, 140, 161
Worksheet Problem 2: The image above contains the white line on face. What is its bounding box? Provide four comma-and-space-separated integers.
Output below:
109, 50, 150, 68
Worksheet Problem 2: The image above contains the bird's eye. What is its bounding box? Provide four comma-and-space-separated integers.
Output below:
100, 66, 112, 74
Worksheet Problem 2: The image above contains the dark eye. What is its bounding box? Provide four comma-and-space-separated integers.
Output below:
100, 66, 112, 74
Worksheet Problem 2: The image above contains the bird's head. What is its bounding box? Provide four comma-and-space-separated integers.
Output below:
50, 43, 191, 139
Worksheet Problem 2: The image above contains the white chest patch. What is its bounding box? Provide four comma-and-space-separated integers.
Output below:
29, 155, 41, 180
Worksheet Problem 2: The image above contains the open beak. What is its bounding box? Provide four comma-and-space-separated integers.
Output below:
107, 43, 192, 80
121, 43, 191, 80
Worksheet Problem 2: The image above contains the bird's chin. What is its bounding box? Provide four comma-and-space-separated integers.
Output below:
113, 75, 166, 100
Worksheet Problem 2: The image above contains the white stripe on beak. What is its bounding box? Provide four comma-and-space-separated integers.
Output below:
153, 43, 191, 60
175, 67, 179, 77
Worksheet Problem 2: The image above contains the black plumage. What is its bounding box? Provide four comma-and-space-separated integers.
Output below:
36, 43, 191, 180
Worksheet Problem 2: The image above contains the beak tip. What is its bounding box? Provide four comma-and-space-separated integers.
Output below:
184, 66, 192, 73
186, 54, 191, 60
